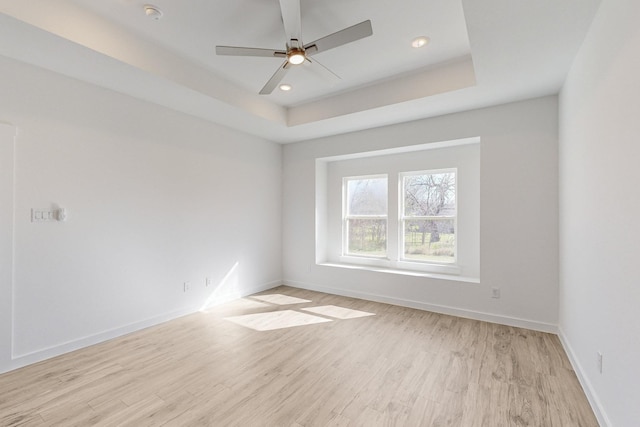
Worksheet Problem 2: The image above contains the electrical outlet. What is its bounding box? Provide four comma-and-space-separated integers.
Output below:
183, 282, 191, 292
205, 277, 211, 287
491, 287, 501, 299
597, 352, 603, 374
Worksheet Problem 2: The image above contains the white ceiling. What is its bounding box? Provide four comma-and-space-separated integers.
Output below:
0, 0, 601, 143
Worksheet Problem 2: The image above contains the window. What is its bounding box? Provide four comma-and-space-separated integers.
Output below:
342, 171, 456, 265
401, 170, 456, 264
319, 138, 479, 279
343, 175, 388, 257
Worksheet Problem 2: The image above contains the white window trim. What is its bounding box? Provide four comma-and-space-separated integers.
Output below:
339, 170, 461, 275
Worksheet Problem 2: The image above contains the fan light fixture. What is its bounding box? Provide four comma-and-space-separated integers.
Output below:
215, 0, 374, 95
287, 49, 306, 65
411, 36, 430, 48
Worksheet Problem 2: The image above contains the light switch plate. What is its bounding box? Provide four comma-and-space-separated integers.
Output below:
31, 208, 56, 222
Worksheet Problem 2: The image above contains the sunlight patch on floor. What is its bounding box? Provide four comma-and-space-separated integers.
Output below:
250, 294, 311, 305
302, 305, 376, 320
225, 310, 331, 331
211, 298, 272, 312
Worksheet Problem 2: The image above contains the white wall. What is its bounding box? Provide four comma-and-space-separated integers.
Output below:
0, 56, 282, 373
559, 0, 640, 425
283, 96, 559, 331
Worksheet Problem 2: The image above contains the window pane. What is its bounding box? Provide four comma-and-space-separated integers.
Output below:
347, 177, 387, 215
347, 219, 386, 256
403, 219, 455, 263
404, 173, 455, 217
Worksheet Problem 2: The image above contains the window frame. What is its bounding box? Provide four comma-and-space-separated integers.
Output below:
318, 137, 480, 279
342, 174, 389, 259
398, 168, 458, 266
340, 170, 462, 275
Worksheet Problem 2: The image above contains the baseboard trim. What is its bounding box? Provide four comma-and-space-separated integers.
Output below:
1, 280, 281, 375
7, 306, 197, 373
284, 279, 558, 333
558, 328, 610, 427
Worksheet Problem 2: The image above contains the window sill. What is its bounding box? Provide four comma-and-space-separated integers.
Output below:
338, 255, 462, 275
318, 262, 480, 283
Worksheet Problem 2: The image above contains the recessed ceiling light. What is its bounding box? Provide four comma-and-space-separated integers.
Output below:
279, 84, 292, 92
411, 36, 430, 48
144, 4, 163, 20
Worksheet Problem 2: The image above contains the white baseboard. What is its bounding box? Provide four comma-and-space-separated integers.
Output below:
1, 280, 282, 375
558, 328, 610, 427
6, 306, 197, 374
284, 279, 558, 333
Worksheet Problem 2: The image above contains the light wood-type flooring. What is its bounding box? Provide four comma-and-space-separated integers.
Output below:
0, 286, 598, 426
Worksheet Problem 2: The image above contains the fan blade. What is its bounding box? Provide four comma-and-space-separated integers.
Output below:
304, 20, 373, 55
305, 56, 341, 83
279, 0, 302, 44
260, 60, 291, 95
216, 46, 287, 58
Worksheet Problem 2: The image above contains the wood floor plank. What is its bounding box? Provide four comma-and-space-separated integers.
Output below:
0, 286, 598, 426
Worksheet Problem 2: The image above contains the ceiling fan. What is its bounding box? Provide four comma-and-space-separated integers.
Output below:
215, 0, 373, 95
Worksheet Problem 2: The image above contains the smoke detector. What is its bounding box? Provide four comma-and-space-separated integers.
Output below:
144, 4, 163, 21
